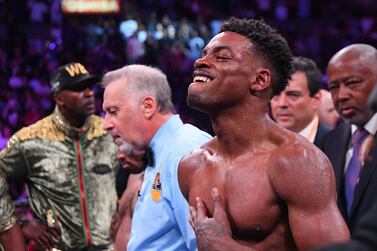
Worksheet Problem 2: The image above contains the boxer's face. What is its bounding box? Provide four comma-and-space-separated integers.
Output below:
188, 31, 258, 113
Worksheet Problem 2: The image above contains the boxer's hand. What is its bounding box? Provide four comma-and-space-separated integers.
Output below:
189, 188, 232, 250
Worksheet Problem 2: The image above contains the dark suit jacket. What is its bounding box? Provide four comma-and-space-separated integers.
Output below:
314, 123, 331, 150
314, 200, 377, 251
322, 123, 377, 235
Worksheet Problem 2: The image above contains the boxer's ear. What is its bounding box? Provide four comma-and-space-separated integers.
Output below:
250, 68, 270, 92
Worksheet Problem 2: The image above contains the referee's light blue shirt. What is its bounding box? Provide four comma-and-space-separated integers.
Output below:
127, 115, 212, 251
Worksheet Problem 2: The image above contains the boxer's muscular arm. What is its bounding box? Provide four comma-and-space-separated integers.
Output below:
178, 149, 205, 201
268, 142, 350, 251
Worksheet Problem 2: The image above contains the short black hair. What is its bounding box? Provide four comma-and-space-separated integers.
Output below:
292, 56, 323, 96
220, 17, 293, 96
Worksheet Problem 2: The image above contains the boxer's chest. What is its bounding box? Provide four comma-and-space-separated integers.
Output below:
189, 153, 283, 239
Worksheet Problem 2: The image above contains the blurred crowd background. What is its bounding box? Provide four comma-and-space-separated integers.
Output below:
1, 0, 377, 149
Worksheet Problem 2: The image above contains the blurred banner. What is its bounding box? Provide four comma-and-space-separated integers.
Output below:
62, 0, 121, 14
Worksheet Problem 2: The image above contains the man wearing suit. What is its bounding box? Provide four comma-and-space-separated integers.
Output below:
322, 43, 377, 236
271, 56, 330, 149
313, 199, 377, 251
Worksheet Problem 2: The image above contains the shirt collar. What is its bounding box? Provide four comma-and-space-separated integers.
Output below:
149, 114, 181, 166
351, 113, 377, 135
298, 116, 318, 143
52, 106, 92, 138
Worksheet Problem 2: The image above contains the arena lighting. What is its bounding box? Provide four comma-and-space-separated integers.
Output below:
62, 0, 121, 14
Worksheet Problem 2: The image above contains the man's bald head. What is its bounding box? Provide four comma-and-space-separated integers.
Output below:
328, 44, 377, 67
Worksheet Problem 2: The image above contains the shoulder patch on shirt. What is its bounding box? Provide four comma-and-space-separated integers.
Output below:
151, 171, 162, 201
87, 115, 107, 140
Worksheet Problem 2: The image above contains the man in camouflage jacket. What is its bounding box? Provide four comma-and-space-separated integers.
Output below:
0, 63, 119, 251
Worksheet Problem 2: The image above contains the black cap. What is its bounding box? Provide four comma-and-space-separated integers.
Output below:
50, 62, 100, 93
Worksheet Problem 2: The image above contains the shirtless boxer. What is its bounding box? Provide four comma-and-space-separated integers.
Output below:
179, 17, 350, 251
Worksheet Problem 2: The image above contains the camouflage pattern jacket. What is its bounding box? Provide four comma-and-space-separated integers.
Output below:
0, 170, 17, 233
0, 107, 119, 250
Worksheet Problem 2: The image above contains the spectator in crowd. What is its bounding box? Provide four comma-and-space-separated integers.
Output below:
318, 89, 342, 128
0, 62, 119, 250
323, 43, 377, 236
314, 82, 377, 251
271, 56, 331, 148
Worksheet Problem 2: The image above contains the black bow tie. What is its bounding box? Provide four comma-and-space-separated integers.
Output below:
142, 148, 155, 167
